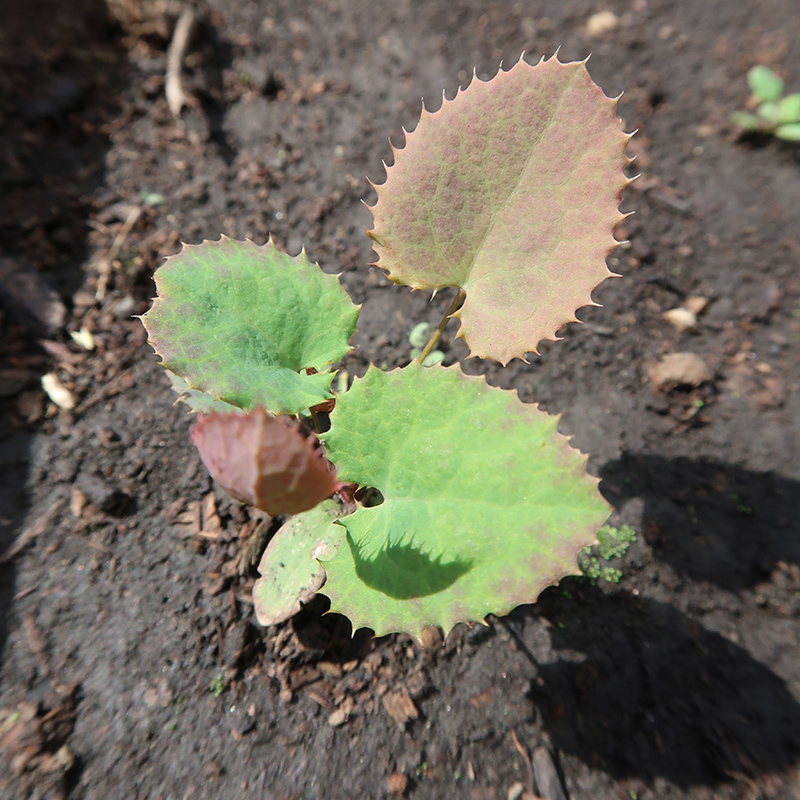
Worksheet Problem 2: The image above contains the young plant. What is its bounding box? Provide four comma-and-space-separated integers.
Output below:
731, 65, 800, 141
408, 323, 444, 366
142, 54, 633, 640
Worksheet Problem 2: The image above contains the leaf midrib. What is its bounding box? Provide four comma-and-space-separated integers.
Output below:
460, 62, 583, 290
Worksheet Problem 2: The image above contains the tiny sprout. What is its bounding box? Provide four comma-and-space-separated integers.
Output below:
731, 65, 800, 141
408, 322, 445, 366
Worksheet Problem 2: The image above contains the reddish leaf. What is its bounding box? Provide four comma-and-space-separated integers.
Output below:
191, 409, 339, 515
367, 55, 632, 364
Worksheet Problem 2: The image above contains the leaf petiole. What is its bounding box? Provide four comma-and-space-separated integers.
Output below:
417, 288, 466, 364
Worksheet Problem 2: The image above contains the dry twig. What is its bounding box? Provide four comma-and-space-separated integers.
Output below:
166, 8, 195, 119
511, 728, 537, 799
0, 503, 62, 565
95, 206, 142, 300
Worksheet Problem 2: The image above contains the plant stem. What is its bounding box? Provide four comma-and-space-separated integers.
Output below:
418, 288, 466, 364
309, 407, 322, 434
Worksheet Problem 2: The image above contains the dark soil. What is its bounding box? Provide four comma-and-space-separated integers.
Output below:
2, 0, 800, 798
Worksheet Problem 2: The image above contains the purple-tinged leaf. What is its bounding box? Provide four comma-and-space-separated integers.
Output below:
191, 408, 339, 515
367, 55, 632, 364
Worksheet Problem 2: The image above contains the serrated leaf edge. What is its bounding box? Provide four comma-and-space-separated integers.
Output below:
365, 52, 636, 366
319, 363, 609, 641
140, 234, 360, 412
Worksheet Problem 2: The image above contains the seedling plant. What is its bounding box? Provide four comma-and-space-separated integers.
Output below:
731, 65, 800, 141
142, 55, 633, 640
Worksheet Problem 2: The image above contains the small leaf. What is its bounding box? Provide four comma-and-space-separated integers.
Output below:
775, 122, 800, 141
142, 237, 359, 415
367, 55, 631, 364
729, 111, 763, 131
165, 370, 243, 415
420, 350, 445, 366
758, 101, 780, 125
321, 363, 610, 639
408, 322, 432, 350
777, 93, 800, 125
191, 408, 339, 515
253, 500, 346, 626
748, 65, 784, 103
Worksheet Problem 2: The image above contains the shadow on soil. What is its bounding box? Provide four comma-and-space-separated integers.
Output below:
0, 0, 129, 682
515, 453, 800, 787
194, 18, 236, 166
601, 452, 800, 592
528, 584, 800, 787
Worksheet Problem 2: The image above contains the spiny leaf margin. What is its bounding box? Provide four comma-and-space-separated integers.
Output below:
320, 363, 611, 640
142, 236, 359, 415
367, 54, 633, 365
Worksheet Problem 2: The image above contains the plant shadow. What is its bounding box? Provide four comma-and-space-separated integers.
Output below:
517, 584, 800, 787
346, 531, 473, 599
600, 453, 800, 592
194, 17, 236, 166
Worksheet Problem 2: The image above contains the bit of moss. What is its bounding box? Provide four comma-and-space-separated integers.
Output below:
579, 524, 636, 584
209, 674, 225, 697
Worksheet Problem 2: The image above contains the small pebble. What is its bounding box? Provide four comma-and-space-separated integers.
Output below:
663, 307, 697, 332
586, 10, 618, 36
648, 352, 712, 389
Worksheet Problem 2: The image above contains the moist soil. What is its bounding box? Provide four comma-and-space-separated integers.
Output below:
1, 1, 800, 798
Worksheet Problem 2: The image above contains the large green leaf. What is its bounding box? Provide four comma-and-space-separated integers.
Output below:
367, 55, 631, 365
320, 363, 610, 639
142, 237, 359, 415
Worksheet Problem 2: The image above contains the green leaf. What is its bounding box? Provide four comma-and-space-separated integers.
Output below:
758, 101, 780, 125
420, 350, 445, 366
253, 500, 346, 626
142, 237, 359, 415
408, 322, 432, 350
748, 65, 783, 103
775, 122, 800, 141
729, 111, 763, 131
777, 93, 800, 125
320, 363, 610, 639
367, 55, 631, 364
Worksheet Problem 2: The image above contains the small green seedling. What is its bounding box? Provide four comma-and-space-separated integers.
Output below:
142, 55, 633, 640
209, 674, 224, 697
731, 65, 800, 141
408, 323, 444, 366
578, 524, 636, 584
